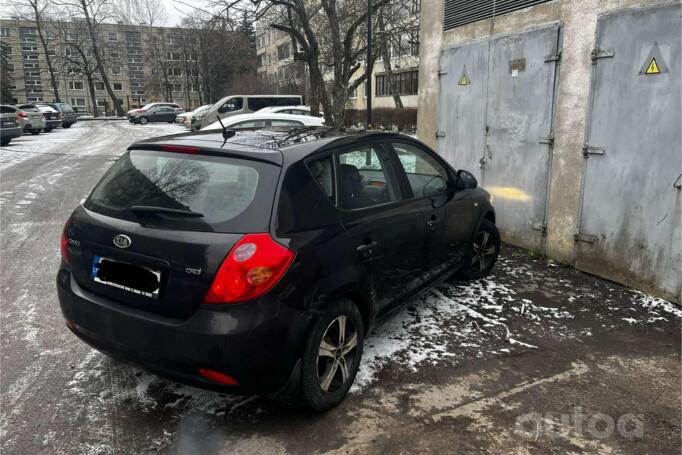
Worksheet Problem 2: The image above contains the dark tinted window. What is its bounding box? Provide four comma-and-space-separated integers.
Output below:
392, 142, 449, 196
0, 106, 15, 114
85, 150, 279, 232
308, 156, 334, 199
247, 97, 273, 111
18, 105, 39, 112
221, 97, 243, 112
337, 146, 398, 209
271, 97, 301, 107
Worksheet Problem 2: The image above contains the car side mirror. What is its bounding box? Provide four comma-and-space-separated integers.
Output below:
217, 105, 226, 114
455, 169, 478, 189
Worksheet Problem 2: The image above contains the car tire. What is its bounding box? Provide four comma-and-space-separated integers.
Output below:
30, 129, 40, 135
299, 298, 364, 412
44, 126, 52, 132
62, 123, 72, 128
139, 117, 148, 125
1, 137, 10, 146
457, 219, 501, 280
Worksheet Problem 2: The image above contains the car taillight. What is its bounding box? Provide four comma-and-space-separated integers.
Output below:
60, 221, 70, 265
59, 112, 64, 119
18, 111, 27, 118
204, 233, 295, 304
15, 117, 20, 126
198, 368, 239, 385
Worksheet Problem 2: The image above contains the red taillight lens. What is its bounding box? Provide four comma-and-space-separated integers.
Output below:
198, 368, 239, 385
18, 111, 27, 118
204, 233, 295, 304
59, 112, 64, 119
60, 221, 70, 265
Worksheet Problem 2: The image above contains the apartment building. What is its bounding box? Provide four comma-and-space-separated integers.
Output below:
254, 1, 421, 111
0, 19, 202, 114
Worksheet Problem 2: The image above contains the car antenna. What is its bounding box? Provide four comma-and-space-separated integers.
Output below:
216, 115, 235, 140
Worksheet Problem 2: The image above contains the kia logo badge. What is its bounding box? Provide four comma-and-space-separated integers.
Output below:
113, 234, 132, 249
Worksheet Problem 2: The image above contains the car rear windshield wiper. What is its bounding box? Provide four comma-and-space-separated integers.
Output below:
129, 205, 204, 217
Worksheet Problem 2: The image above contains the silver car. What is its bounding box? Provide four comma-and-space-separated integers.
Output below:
15, 104, 46, 135
0, 105, 23, 146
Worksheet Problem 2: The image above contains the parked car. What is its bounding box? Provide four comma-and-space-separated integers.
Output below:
34, 105, 62, 132
190, 95, 303, 131
15, 104, 46, 135
44, 102, 78, 128
0, 105, 23, 146
57, 130, 499, 411
126, 103, 183, 119
257, 105, 321, 117
200, 112, 325, 131
129, 106, 179, 125
176, 104, 211, 126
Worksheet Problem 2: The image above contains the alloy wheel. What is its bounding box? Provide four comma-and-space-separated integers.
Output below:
471, 230, 497, 273
317, 315, 358, 393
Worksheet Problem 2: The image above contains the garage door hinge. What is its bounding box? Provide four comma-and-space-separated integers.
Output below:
539, 134, 554, 145
545, 50, 561, 62
435, 131, 446, 138
533, 223, 547, 236
583, 145, 606, 158
437, 69, 448, 78
591, 48, 615, 62
574, 232, 598, 244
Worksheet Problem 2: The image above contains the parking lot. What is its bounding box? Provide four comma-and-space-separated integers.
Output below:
1, 121, 680, 454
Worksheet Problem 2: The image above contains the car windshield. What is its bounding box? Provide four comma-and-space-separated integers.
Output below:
84, 149, 279, 233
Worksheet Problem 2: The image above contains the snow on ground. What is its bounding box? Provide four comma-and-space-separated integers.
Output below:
0, 121, 179, 171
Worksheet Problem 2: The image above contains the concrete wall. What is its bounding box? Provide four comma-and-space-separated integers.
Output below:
417, 0, 675, 298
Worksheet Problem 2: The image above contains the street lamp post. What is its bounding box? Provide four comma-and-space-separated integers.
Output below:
366, 0, 373, 129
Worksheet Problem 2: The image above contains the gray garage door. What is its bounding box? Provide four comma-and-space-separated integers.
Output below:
576, 2, 681, 303
438, 24, 561, 253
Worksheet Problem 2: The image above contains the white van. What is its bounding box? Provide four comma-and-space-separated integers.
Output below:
189, 94, 303, 131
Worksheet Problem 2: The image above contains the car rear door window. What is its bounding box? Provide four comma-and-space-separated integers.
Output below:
85, 150, 279, 232
392, 142, 450, 197
337, 146, 398, 209
270, 120, 304, 127
308, 156, 334, 199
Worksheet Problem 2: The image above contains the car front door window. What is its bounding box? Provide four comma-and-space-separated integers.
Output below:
392, 142, 450, 197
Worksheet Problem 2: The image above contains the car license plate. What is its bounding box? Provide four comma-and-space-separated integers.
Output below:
91, 255, 161, 299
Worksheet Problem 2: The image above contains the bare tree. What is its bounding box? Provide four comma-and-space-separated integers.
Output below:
11, 0, 63, 101
55, 0, 125, 115
1, 42, 14, 103
115, 0, 168, 26
248, 0, 392, 126
54, 19, 103, 115
376, 0, 420, 108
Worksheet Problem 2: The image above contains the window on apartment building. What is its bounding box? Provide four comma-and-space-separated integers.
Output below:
111, 67, 121, 75
28, 96, 44, 102
22, 45, 38, 52
0, 27, 10, 37
277, 42, 291, 61
3, 46, 12, 55
6, 64, 14, 73
169, 68, 182, 77
23, 54, 38, 61
110, 52, 119, 59
68, 81, 84, 90
375, 70, 418, 96
166, 52, 181, 61
108, 32, 117, 41
47, 49, 56, 56
95, 82, 105, 90
24, 62, 39, 69
172, 84, 182, 92
410, 0, 421, 13
25, 80, 42, 86
113, 83, 123, 91
257, 54, 265, 68
70, 98, 86, 107
348, 85, 357, 99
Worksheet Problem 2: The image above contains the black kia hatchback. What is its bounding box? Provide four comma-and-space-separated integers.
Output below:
57, 128, 499, 411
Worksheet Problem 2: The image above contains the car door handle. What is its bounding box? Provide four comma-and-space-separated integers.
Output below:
356, 241, 378, 253
427, 218, 441, 229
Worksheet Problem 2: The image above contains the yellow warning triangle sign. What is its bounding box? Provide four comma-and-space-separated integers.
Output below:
459, 74, 469, 85
645, 58, 660, 75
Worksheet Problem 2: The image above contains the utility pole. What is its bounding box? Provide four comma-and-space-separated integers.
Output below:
366, 0, 373, 129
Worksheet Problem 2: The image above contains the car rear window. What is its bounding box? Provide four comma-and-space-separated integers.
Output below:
84, 149, 280, 233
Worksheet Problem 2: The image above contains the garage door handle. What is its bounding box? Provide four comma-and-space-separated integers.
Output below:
356, 241, 378, 253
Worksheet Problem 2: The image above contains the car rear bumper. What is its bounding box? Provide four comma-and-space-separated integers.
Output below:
45, 120, 61, 128
56, 267, 312, 394
1, 126, 22, 140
